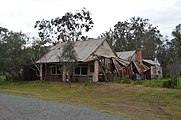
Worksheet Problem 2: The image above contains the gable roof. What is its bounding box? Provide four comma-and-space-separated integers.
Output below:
116, 50, 136, 61
37, 38, 113, 63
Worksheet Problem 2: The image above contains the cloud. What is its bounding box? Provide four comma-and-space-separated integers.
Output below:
0, 0, 180, 39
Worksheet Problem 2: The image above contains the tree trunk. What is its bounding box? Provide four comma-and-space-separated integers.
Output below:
171, 76, 177, 86
62, 65, 66, 82
40, 64, 43, 80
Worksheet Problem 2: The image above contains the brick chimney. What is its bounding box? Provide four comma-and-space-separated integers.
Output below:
136, 48, 142, 63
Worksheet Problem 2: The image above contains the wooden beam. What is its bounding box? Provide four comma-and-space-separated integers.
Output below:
93, 60, 99, 82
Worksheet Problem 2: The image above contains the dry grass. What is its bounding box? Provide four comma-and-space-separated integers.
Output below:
0, 81, 181, 120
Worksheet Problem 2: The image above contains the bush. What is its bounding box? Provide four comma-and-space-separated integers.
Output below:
113, 76, 132, 84
113, 77, 122, 83
121, 79, 132, 84
162, 80, 174, 88
132, 80, 144, 85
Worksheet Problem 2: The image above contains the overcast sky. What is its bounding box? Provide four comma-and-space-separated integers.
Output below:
0, 0, 181, 39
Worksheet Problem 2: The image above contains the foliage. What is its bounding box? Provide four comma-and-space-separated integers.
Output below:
0, 29, 28, 80
35, 8, 94, 82
172, 24, 181, 60
162, 80, 174, 88
83, 81, 95, 87
132, 80, 144, 85
113, 76, 122, 83
61, 41, 77, 62
142, 79, 177, 88
101, 17, 163, 60
113, 76, 131, 84
25, 38, 49, 80
34, 7, 93, 43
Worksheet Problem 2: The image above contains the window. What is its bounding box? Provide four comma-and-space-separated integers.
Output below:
81, 67, 88, 75
57, 67, 61, 74
51, 67, 56, 74
51, 66, 62, 75
75, 67, 80, 75
75, 66, 88, 75
89, 65, 94, 73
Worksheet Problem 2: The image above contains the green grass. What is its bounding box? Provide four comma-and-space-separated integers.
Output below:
132, 77, 181, 88
0, 80, 181, 120
177, 78, 181, 87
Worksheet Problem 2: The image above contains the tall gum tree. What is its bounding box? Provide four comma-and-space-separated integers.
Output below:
35, 8, 94, 82
101, 17, 163, 60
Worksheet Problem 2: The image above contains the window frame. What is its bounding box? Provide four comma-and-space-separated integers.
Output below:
50, 66, 62, 75
74, 66, 88, 76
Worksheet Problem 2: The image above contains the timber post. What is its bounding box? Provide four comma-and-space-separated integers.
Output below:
94, 60, 99, 82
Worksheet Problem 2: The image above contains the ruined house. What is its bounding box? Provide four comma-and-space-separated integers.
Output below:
143, 59, 162, 79
116, 49, 162, 80
25, 37, 162, 82
36, 38, 117, 82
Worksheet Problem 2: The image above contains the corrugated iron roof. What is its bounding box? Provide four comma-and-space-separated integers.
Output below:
116, 50, 136, 61
37, 38, 105, 63
133, 61, 149, 75
143, 59, 157, 65
113, 57, 130, 67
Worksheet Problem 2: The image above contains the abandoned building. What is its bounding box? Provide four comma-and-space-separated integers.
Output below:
25, 37, 163, 82
116, 49, 162, 80
35, 38, 117, 82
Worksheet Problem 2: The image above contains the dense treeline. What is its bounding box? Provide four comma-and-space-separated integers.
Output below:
0, 27, 48, 80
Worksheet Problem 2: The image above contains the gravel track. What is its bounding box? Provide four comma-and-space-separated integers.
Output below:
0, 94, 126, 120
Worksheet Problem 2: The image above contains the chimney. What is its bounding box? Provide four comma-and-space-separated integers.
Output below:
136, 48, 142, 63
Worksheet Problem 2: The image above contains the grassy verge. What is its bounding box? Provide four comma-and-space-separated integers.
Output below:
0, 80, 181, 120
114, 77, 181, 88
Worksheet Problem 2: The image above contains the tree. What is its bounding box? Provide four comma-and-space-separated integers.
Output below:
102, 17, 163, 60
169, 24, 181, 85
34, 7, 93, 43
172, 24, 181, 60
25, 38, 49, 80
35, 8, 94, 82
0, 30, 27, 80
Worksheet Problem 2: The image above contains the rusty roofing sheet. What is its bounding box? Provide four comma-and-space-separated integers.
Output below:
113, 57, 130, 67
37, 38, 105, 63
116, 50, 136, 61
133, 61, 149, 75
143, 59, 157, 65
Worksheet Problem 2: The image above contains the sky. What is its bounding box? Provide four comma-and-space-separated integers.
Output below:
0, 0, 181, 39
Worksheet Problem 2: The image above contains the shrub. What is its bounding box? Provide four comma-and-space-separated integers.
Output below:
113, 77, 122, 83
113, 76, 132, 84
162, 80, 174, 88
121, 79, 132, 84
132, 80, 144, 85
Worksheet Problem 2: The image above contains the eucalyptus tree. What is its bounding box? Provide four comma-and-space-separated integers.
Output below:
0, 29, 27, 80
169, 24, 181, 85
35, 8, 94, 82
102, 17, 163, 60
172, 24, 181, 60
